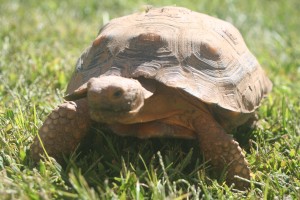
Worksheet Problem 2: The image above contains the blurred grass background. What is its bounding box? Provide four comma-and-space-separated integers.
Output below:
0, 0, 299, 199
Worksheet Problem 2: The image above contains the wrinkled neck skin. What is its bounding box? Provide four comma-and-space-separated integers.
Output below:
87, 76, 149, 124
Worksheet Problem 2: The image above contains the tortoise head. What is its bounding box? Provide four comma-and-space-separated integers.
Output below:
65, 76, 153, 124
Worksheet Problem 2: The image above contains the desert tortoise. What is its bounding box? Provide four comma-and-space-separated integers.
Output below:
31, 6, 272, 189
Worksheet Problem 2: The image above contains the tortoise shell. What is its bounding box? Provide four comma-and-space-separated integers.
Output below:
67, 6, 272, 115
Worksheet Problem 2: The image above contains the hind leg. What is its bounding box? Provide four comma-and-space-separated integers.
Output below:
30, 99, 92, 163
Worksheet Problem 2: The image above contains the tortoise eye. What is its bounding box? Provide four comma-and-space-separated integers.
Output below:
113, 90, 123, 98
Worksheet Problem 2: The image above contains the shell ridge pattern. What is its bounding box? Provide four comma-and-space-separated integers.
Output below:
67, 6, 272, 113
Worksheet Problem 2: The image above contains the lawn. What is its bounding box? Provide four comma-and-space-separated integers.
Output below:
0, 0, 299, 199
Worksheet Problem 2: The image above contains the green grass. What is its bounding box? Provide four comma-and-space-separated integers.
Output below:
0, 0, 299, 199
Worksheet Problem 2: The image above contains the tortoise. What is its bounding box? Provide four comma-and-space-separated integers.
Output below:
30, 6, 272, 189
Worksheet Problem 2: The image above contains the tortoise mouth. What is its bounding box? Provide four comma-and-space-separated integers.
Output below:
90, 109, 127, 124
89, 103, 143, 124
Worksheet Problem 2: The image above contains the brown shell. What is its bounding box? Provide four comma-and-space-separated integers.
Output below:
67, 6, 272, 113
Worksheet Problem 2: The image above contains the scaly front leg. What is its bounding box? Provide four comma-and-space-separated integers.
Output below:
30, 99, 92, 163
194, 116, 251, 190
